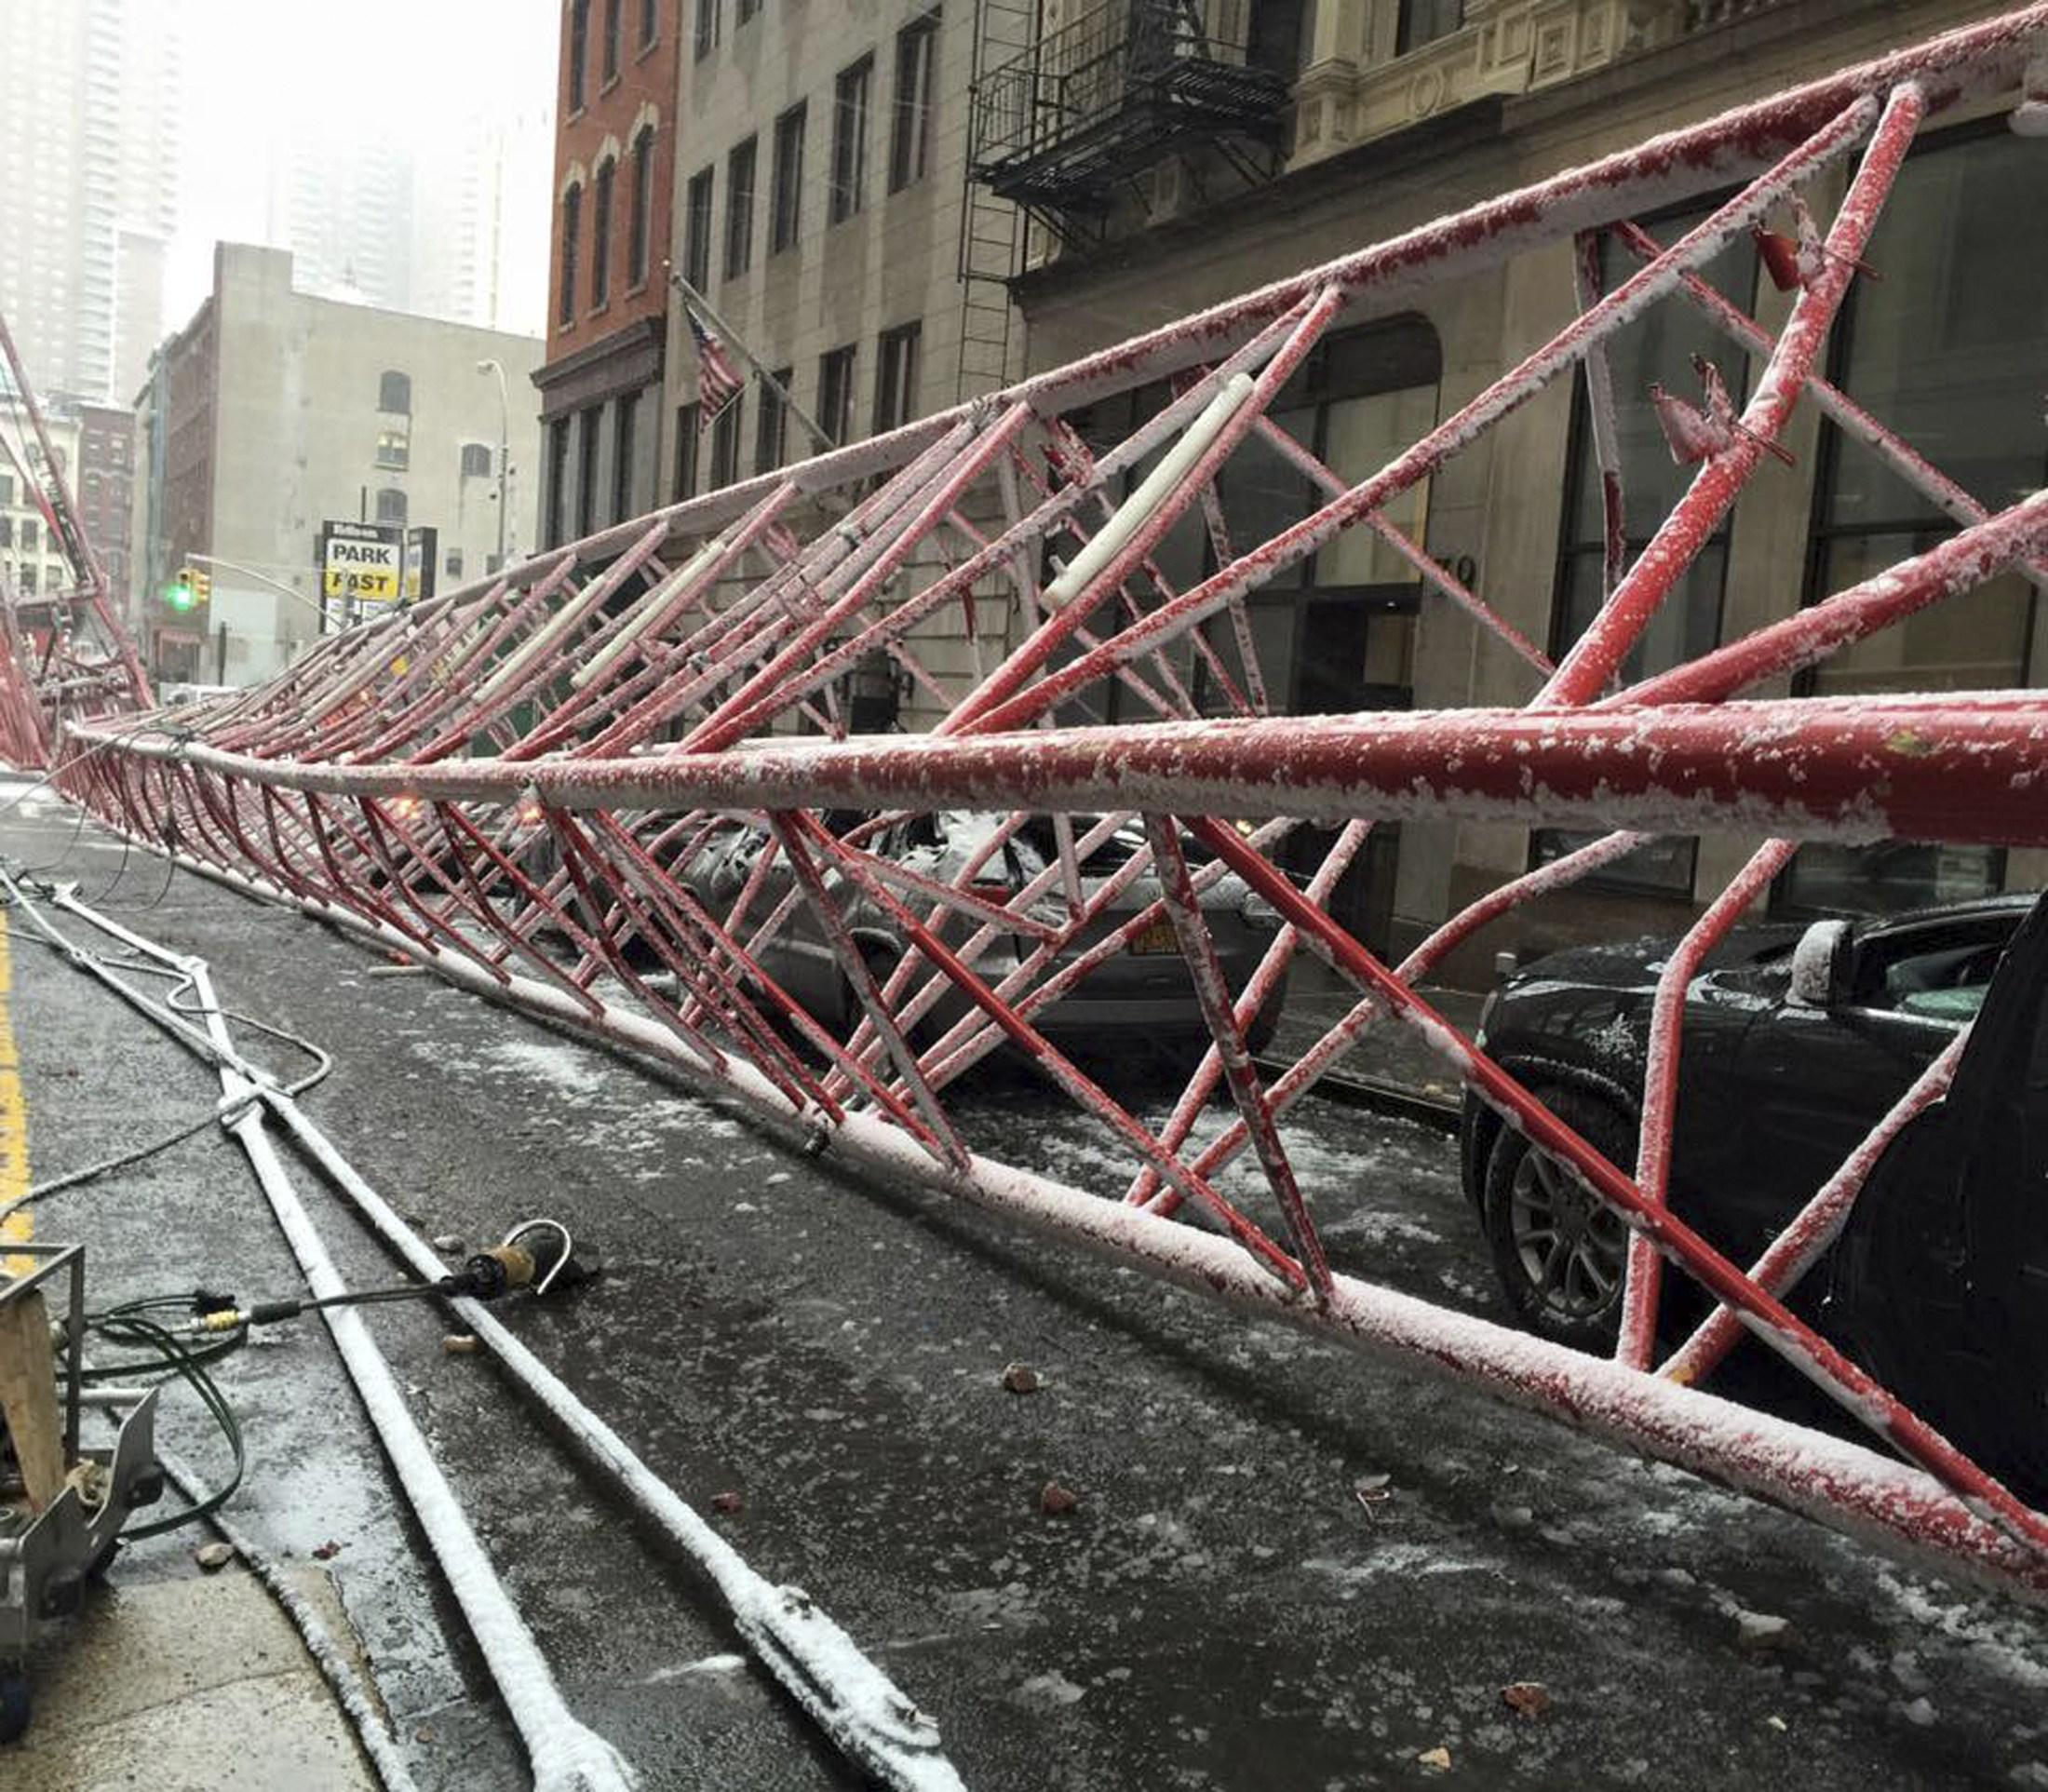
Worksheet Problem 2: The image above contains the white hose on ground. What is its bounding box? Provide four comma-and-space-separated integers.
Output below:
186, 956, 640, 1792
23, 872, 964, 1792
0, 872, 636, 1792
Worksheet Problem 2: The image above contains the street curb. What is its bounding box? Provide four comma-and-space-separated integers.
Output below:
1251, 1057, 1462, 1132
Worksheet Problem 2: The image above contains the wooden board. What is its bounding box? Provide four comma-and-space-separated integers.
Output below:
0, 1287, 64, 1510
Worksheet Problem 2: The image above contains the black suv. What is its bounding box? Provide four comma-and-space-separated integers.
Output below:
1461, 891, 2048, 1498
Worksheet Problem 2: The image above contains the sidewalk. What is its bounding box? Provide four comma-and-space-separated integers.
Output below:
1261, 960, 1487, 1127
11, 1534, 375, 1791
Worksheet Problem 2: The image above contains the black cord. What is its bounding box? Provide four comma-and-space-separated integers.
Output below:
74, 1309, 246, 1539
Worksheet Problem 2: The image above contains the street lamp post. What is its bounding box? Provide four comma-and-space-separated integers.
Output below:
477, 359, 511, 570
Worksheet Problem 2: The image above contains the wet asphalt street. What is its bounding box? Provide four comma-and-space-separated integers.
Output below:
7, 778, 2048, 1791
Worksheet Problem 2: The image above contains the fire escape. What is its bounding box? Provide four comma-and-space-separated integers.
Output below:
955, 0, 1295, 399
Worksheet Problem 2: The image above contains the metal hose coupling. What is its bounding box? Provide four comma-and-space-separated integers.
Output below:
450, 1219, 600, 1301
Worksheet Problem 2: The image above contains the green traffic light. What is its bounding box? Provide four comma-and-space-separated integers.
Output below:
166, 579, 196, 613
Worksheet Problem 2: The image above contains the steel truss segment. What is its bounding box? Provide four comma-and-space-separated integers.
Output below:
25, 8, 2048, 1609
1618, 837, 1799, 1369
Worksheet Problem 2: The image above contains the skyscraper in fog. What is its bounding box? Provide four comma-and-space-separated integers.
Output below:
0, 0, 179, 403
265, 135, 417, 314
410, 98, 553, 337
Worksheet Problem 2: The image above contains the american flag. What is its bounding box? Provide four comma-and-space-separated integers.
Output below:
688, 310, 744, 427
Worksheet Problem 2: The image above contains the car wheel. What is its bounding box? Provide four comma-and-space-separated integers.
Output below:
1481, 1085, 1636, 1351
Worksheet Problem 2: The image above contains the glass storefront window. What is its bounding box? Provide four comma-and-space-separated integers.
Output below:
1536, 208, 1758, 896
1782, 126, 2046, 915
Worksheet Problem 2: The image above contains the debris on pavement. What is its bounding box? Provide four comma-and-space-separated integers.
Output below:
710, 1490, 744, 1516
1736, 1610, 1792, 1651
1502, 1680, 1551, 1720
194, 1542, 236, 1572
1040, 1481, 1078, 1516
1001, 1362, 1040, 1394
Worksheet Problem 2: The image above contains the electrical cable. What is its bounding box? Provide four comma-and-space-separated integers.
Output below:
0, 883, 333, 1231
68, 1307, 247, 1540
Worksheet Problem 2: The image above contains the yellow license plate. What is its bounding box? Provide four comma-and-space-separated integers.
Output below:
1132, 919, 1179, 955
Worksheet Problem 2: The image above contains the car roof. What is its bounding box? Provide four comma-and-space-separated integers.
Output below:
1853, 890, 2041, 939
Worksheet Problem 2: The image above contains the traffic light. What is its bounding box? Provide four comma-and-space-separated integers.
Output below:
164, 566, 210, 613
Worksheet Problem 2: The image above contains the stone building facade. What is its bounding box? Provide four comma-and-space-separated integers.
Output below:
1000, 0, 2047, 970
133, 244, 543, 686
0, 403, 79, 602
657, 0, 999, 499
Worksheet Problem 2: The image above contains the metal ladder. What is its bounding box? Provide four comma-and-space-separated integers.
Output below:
953, 0, 1037, 402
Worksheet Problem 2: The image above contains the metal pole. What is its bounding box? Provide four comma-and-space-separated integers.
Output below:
184, 552, 323, 615
670, 271, 838, 453
477, 358, 511, 567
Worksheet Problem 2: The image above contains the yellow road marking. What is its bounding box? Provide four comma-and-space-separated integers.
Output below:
0, 911, 31, 1275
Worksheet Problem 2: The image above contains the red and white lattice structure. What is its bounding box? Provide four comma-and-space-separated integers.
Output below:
28, 8, 2048, 1604
0, 313, 153, 767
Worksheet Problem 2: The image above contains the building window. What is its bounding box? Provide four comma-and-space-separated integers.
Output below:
724, 137, 756, 279
674, 403, 700, 499
817, 344, 856, 446
737, 0, 761, 20
460, 441, 493, 478
873, 321, 921, 433
559, 183, 583, 327
568, 0, 590, 109
889, 10, 939, 192
0, 473, 12, 505
709, 391, 744, 489
613, 390, 640, 522
1781, 126, 2048, 916
446, 547, 465, 579
591, 157, 614, 309
0, 518, 11, 548
1536, 209, 1758, 897
829, 57, 871, 225
375, 427, 410, 470
602, 0, 622, 83
755, 369, 790, 473
17, 566, 33, 596
376, 487, 408, 526
1397, 0, 1464, 54
18, 520, 34, 554
694, 0, 719, 60
378, 370, 411, 413
640, 0, 658, 48
576, 406, 601, 537
683, 166, 714, 290
770, 103, 806, 254
627, 128, 655, 289
546, 416, 571, 547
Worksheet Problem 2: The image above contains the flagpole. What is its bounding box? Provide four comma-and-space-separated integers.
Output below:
670, 270, 838, 456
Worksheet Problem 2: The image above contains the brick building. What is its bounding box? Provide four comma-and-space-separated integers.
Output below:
74, 402, 134, 609
535, 0, 680, 547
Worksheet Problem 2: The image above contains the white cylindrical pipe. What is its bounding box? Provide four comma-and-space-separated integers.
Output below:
568, 534, 726, 691
1042, 371, 1255, 609
473, 527, 667, 710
